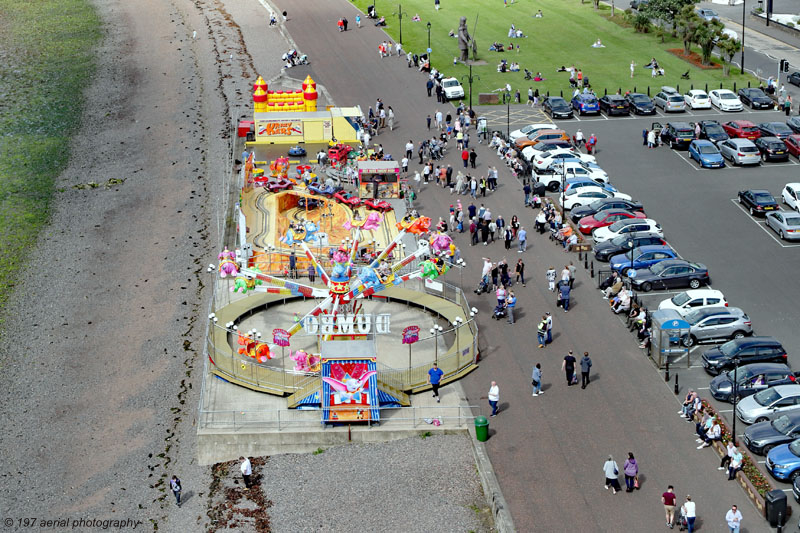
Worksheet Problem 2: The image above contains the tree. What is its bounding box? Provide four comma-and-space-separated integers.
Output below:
633, 13, 651, 33
593, 0, 600, 9
675, 5, 701, 55
644, 0, 697, 37
718, 36, 742, 76
694, 19, 725, 65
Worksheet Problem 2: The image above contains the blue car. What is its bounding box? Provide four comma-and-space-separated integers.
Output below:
609, 245, 678, 275
571, 94, 600, 115
564, 177, 617, 193
288, 145, 307, 157
688, 140, 725, 168
766, 439, 800, 482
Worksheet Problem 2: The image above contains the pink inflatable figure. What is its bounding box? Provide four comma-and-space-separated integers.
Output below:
343, 211, 383, 231
218, 247, 239, 278
290, 350, 321, 372
429, 232, 453, 254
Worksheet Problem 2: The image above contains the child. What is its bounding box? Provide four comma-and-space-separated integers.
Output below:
546, 266, 556, 292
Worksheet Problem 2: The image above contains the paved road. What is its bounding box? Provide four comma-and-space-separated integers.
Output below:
274, 0, 771, 530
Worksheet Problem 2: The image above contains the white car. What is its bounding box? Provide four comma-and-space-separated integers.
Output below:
551, 161, 609, 183
657, 289, 728, 316
782, 183, 800, 211
709, 89, 743, 112
684, 89, 711, 109
509, 123, 556, 142
559, 186, 631, 210
531, 148, 596, 172
441, 78, 464, 101
592, 218, 663, 243
521, 143, 569, 162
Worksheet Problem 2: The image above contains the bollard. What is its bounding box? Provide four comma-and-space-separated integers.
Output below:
733, 82, 737, 92
578, 250, 582, 262
690, 83, 693, 90
676, 83, 680, 93
674, 374, 679, 395
584, 254, 588, 269
590, 261, 594, 278
665, 360, 670, 382
604, 88, 608, 96
705, 82, 708, 93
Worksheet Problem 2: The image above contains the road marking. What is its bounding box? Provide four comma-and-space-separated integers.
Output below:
729, 198, 800, 248
718, 409, 734, 413
673, 150, 702, 171
697, 387, 710, 390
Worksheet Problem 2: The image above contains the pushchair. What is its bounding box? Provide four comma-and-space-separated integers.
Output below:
474, 276, 490, 295
492, 304, 507, 320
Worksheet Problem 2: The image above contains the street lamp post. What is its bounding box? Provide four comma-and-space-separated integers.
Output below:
560, 162, 567, 221
394, 5, 408, 44
627, 237, 635, 292
461, 63, 480, 111
741, 0, 746, 74
506, 96, 510, 140
426, 22, 432, 63
732, 356, 741, 446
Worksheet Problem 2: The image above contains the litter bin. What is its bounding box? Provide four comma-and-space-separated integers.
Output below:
765, 488, 787, 527
475, 415, 489, 442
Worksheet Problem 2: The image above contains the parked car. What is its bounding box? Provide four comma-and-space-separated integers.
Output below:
766, 210, 800, 241
688, 140, 725, 168
509, 123, 556, 142
441, 77, 465, 100
594, 232, 666, 262
550, 161, 609, 183
737, 385, 800, 424
629, 259, 709, 292
680, 306, 752, 347
754, 136, 790, 162
658, 289, 727, 316
609, 245, 678, 275
784, 135, 800, 157
719, 138, 760, 166
744, 411, 800, 455
696, 7, 719, 21
738, 87, 774, 109
578, 209, 646, 235
515, 129, 570, 149
787, 116, 800, 134
709, 89, 744, 111
559, 186, 630, 210
722, 120, 761, 140
653, 87, 686, 112
571, 93, 600, 115
684, 89, 711, 109
711, 363, 796, 404
702, 337, 788, 375
571, 198, 644, 224
543, 96, 574, 119
738, 189, 779, 216
521, 141, 572, 161
658, 122, 694, 149
564, 177, 617, 193
758, 122, 793, 140
592, 219, 663, 243
766, 439, 800, 482
530, 148, 596, 172
598, 94, 630, 115
781, 183, 800, 211
626, 93, 656, 115
697, 120, 730, 145
790, 72, 800, 87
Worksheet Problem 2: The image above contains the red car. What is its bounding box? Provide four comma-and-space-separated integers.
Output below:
784, 134, 800, 157
363, 198, 392, 212
722, 120, 761, 141
577, 209, 646, 235
334, 190, 361, 208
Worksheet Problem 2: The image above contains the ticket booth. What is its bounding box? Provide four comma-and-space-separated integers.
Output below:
357, 161, 400, 199
650, 309, 690, 369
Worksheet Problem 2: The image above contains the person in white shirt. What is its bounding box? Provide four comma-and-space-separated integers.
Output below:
488, 381, 500, 417
698, 421, 721, 448
681, 495, 696, 533
719, 441, 737, 471
725, 505, 742, 533
239, 456, 252, 489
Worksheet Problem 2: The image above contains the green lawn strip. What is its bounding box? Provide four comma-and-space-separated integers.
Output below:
352, 0, 755, 98
0, 0, 100, 317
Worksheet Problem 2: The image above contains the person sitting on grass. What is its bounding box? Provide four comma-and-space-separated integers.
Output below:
449, 29, 456, 37
535, 9, 543, 17
509, 62, 520, 72
412, 14, 421, 21
534, 72, 544, 81
591, 38, 605, 48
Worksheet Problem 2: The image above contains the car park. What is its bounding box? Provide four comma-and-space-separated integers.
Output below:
550, 161, 609, 183
765, 211, 800, 241
738, 189, 779, 216
754, 136, 790, 162
658, 122, 694, 149
757, 122, 793, 140
625, 93, 656, 115
738, 87, 774, 109
578, 209, 646, 234
784, 135, 800, 157
653, 87, 686, 112
719, 138, 760, 166
559, 186, 631, 210
571, 198, 644, 223
530, 149, 596, 172
629, 259, 709, 292
711, 363, 796, 404
737, 385, 800, 424
509, 123, 556, 142
598, 94, 630, 116
571, 93, 600, 115
697, 120, 730, 145
515, 129, 570, 149
709, 89, 744, 111
696, 8, 719, 21
609, 245, 678, 275
543, 96, 574, 119
658, 289, 727, 316
684, 89, 711, 109
688, 140, 725, 168
781, 183, 800, 211
744, 412, 800, 456
441, 77, 465, 101
679, 306, 752, 347
722, 120, 761, 140
594, 232, 667, 262
592, 219, 663, 243
766, 439, 800, 482
702, 337, 788, 375
790, 72, 800, 87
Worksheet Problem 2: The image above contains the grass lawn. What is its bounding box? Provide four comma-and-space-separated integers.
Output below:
0, 1, 100, 318
351, 0, 755, 100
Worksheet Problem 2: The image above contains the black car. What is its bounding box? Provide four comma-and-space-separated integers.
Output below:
659, 122, 695, 150
570, 198, 644, 224
698, 120, 730, 145
758, 122, 793, 140
744, 411, 800, 455
790, 72, 800, 87
710, 363, 798, 403
629, 259, 709, 292
543, 97, 574, 119
738, 87, 774, 109
738, 189, 779, 216
594, 232, 667, 261
599, 94, 630, 116
787, 116, 800, 134
296, 197, 320, 209
626, 93, 656, 115
754, 136, 790, 162
701, 337, 788, 375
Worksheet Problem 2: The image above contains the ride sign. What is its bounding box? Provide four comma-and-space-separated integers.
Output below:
272, 328, 290, 347
402, 325, 420, 345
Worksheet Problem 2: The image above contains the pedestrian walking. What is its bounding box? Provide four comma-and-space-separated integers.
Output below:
568, 261, 576, 288
562, 350, 577, 385
343, 17, 349, 30
356, 14, 361, 28
240, 456, 253, 489
488, 381, 500, 416
545, 312, 553, 344
662, 485, 677, 529
603, 455, 621, 494
517, 226, 527, 252
307, 263, 316, 283
546, 266, 556, 291
725, 504, 742, 533
388, 107, 395, 131
623, 453, 638, 492
506, 290, 516, 324
681, 495, 696, 533
630, 60, 635, 78
435, 109, 442, 129
469, 148, 477, 169
504, 227, 513, 250
427, 114, 432, 129
642, 128, 648, 146
462, 149, 469, 168
515, 258, 525, 286
428, 362, 444, 403
170, 475, 182, 506
537, 315, 547, 348
580, 351, 592, 388
559, 281, 571, 312
531, 363, 543, 396
647, 129, 656, 148
785, 95, 792, 116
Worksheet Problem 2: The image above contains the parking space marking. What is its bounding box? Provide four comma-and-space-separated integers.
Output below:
729, 199, 800, 248
718, 409, 734, 413
697, 387, 710, 390
672, 150, 702, 171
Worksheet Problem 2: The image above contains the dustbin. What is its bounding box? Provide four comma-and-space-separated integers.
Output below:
475, 415, 489, 442
765, 488, 787, 526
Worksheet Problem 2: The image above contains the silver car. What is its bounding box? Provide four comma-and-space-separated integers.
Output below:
681, 307, 752, 347
736, 385, 800, 424
766, 210, 800, 241
719, 138, 760, 166
654, 90, 686, 113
